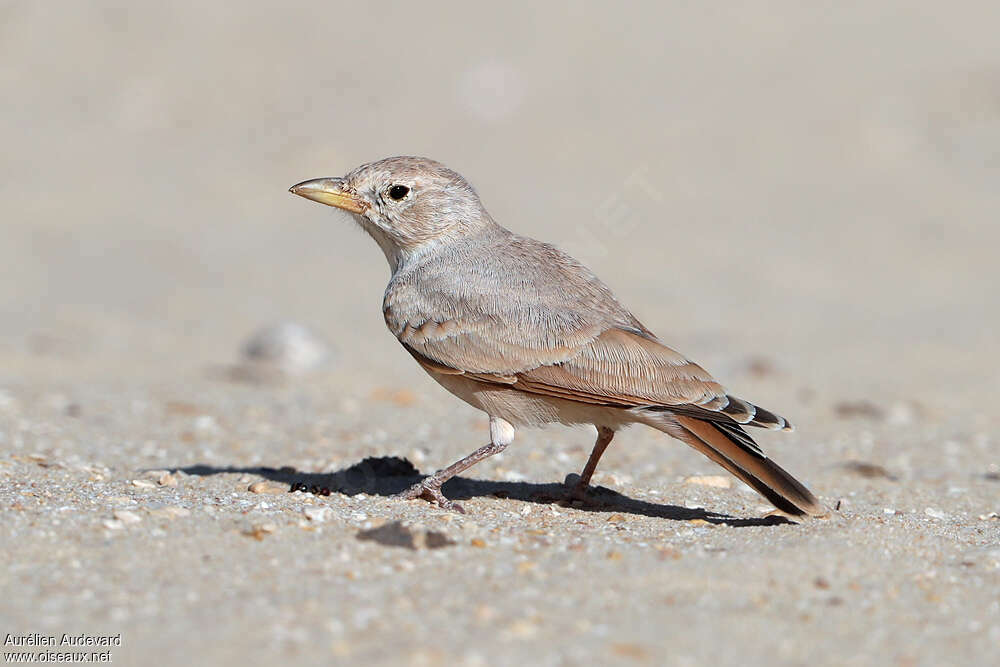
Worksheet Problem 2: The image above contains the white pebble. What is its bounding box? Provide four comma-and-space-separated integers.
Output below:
113, 510, 142, 524
304, 507, 332, 522
194, 415, 218, 434
241, 322, 329, 374
248, 481, 285, 495
147, 506, 190, 520
157, 472, 178, 487
684, 475, 732, 489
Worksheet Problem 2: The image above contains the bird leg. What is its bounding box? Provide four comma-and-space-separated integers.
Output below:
394, 417, 515, 513
568, 426, 615, 499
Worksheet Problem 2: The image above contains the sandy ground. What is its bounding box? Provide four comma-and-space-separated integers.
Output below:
2, 2, 999, 666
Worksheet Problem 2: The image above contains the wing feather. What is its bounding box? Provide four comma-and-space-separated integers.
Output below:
389, 233, 791, 430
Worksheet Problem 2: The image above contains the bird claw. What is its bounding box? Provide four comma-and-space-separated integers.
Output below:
393, 480, 466, 514
561, 474, 610, 507
564, 485, 603, 508
562, 474, 593, 501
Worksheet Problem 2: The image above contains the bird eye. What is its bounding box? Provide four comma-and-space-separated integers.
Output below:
388, 185, 410, 201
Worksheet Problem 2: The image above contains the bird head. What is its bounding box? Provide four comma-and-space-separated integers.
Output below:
290, 156, 491, 270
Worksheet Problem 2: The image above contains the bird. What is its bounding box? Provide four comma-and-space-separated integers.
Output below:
289, 156, 825, 518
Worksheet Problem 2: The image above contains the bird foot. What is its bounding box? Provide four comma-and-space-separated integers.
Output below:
567, 484, 592, 503
393, 480, 466, 514
561, 474, 610, 507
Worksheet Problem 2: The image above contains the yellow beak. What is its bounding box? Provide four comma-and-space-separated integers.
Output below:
289, 178, 367, 214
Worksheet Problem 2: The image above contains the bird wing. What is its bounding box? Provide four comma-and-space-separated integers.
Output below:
401, 318, 791, 431
389, 234, 790, 430
512, 327, 724, 407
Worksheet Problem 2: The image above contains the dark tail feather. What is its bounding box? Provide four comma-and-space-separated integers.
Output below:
649, 395, 794, 431
671, 415, 825, 517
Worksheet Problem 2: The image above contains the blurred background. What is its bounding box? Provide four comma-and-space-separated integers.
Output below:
2, 1, 998, 404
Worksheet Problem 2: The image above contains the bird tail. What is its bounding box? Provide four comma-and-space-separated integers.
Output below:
649, 414, 826, 518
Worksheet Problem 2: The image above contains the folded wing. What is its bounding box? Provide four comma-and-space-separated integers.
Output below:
404, 323, 791, 432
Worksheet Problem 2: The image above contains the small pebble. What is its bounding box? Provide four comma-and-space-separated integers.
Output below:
248, 481, 286, 495
683, 475, 732, 489
147, 506, 190, 520
113, 510, 142, 524
245, 523, 277, 540
655, 545, 681, 560
838, 461, 896, 480
131, 479, 157, 489
157, 472, 178, 487
833, 401, 885, 420
303, 507, 332, 522
356, 521, 454, 550
924, 507, 947, 520
193, 415, 218, 434
240, 322, 330, 375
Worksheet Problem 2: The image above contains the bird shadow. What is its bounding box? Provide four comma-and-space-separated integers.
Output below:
174, 456, 791, 527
